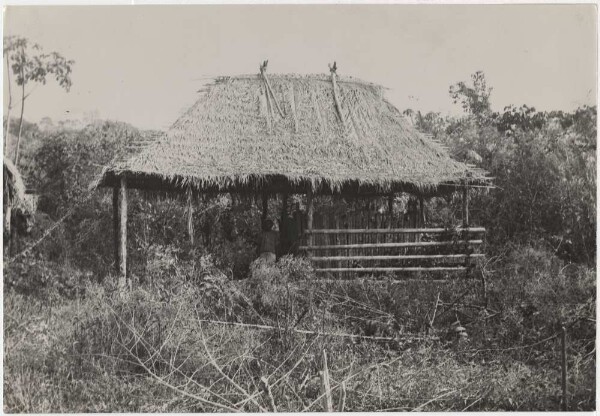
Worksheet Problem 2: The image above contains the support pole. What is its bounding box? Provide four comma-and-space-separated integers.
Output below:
462, 181, 470, 278
112, 186, 119, 274
462, 181, 469, 228
419, 195, 425, 227
187, 186, 194, 245
119, 177, 128, 288
387, 194, 394, 229
261, 192, 269, 226
280, 192, 289, 254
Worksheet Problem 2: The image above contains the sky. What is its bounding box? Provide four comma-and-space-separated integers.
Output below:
2, 4, 597, 131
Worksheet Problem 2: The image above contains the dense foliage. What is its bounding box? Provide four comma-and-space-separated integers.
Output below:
407, 72, 596, 264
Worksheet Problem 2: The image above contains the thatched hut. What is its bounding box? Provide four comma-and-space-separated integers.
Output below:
4, 157, 36, 253
96, 64, 491, 280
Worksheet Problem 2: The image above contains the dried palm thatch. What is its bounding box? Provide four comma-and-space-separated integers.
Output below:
3, 156, 35, 216
97, 73, 491, 196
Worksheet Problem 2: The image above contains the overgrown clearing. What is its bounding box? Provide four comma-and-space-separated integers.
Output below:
4, 250, 595, 412
3, 71, 596, 412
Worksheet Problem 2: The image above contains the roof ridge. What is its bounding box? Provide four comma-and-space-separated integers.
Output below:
213, 73, 386, 89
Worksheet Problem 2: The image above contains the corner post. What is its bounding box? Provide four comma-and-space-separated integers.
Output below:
119, 177, 128, 288
112, 186, 119, 274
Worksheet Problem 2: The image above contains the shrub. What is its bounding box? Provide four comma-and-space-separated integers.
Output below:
485, 244, 595, 345
4, 254, 94, 299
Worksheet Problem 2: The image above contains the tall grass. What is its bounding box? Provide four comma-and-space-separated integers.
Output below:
3, 247, 595, 412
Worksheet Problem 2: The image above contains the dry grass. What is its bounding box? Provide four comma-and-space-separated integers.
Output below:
4, 251, 595, 412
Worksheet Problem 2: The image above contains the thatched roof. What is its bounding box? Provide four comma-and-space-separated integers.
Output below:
4, 157, 35, 215
97, 72, 490, 196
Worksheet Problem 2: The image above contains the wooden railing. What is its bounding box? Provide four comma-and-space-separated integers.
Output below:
299, 227, 485, 276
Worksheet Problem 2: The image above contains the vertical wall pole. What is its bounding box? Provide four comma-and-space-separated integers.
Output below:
462, 181, 469, 228
280, 192, 289, 254
261, 192, 269, 225
119, 177, 128, 287
306, 186, 314, 253
112, 186, 119, 274
462, 181, 470, 278
419, 195, 425, 227
187, 186, 194, 246
387, 194, 394, 229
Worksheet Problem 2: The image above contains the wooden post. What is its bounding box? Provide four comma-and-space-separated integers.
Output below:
119, 177, 128, 288
261, 192, 269, 225
388, 194, 394, 229
561, 326, 568, 411
187, 187, 194, 245
280, 192, 289, 254
419, 195, 425, 227
462, 182, 469, 228
462, 182, 470, 278
306, 186, 314, 252
112, 186, 119, 274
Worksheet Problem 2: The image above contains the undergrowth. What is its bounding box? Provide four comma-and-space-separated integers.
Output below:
3, 247, 595, 412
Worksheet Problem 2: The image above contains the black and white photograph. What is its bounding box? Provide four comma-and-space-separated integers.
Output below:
2, 3, 597, 412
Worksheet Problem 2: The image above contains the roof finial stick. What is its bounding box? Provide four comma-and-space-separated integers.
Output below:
260, 60, 268, 73
329, 62, 344, 124
259, 60, 284, 118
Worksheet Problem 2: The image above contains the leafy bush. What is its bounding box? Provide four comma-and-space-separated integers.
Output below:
486, 245, 595, 342
4, 253, 93, 299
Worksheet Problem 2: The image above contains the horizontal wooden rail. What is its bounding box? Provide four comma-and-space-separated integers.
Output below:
315, 267, 468, 273
311, 254, 486, 262
304, 227, 486, 234
300, 279, 455, 284
300, 240, 483, 251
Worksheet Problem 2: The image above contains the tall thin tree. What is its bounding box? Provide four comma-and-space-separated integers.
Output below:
4, 36, 74, 166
